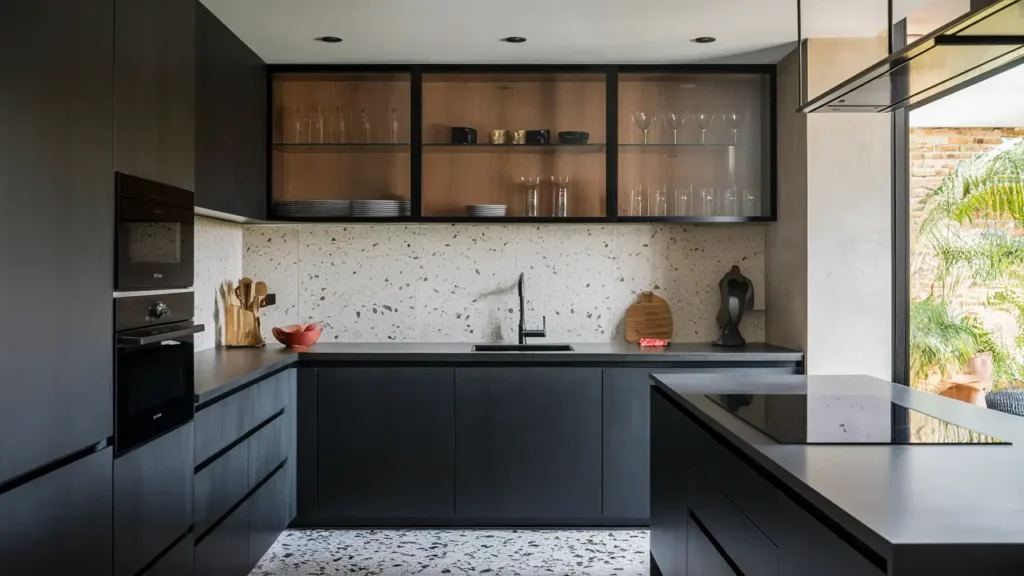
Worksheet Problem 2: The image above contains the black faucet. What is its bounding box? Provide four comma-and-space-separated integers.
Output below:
517, 272, 547, 345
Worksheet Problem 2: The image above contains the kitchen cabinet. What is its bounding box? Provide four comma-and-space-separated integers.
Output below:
194, 500, 250, 576
0, 448, 113, 574
194, 440, 248, 535
776, 495, 884, 576
196, 2, 267, 219
115, 0, 195, 191
0, 0, 114, 484
455, 367, 602, 520
114, 422, 194, 576
249, 465, 290, 568
316, 368, 456, 522
650, 389, 690, 576
686, 515, 736, 576
141, 533, 193, 576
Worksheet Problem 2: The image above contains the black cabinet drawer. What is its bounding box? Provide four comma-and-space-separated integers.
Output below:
114, 423, 194, 576
249, 465, 290, 568
687, 515, 737, 576
140, 532, 193, 576
249, 371, 289, 428
195, 389, 248, 465
195, 500, 249, 576
777, 495, 884, 576
679, 410, 780, 536
249, 414, 288, 488
687, 464, 777, 576
195, 439, 249, 535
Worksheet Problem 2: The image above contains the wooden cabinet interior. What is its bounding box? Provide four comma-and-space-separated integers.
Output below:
617, 73, 768, 217
271, 73, 411, 203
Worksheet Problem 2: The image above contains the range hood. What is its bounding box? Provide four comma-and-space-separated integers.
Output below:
801, 0, 1024, 113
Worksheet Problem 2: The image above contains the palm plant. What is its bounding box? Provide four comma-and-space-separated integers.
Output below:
910, 297, 989, 383
920, 140, 1024, 230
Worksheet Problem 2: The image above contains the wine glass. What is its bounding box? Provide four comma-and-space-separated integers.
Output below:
386, 107, 400, 143
293, 107, 311, 143
330, 107, 345, 143
674, 184, 693, 216
722, 110, 748, 145
663, 112, 686, 145
359, 108, 371, 143
312, 106, 326, 143
692, 112, 715, 144
632, 112, 655, 145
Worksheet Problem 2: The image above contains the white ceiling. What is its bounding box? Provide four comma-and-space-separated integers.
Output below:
911, 63, 1024, 127
201, 0, 808, 64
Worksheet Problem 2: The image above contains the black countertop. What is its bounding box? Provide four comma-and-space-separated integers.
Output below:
194, 342, 802, 406
652, 373, 1024, 562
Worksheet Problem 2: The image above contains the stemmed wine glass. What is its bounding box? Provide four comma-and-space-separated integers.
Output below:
663, 112, 686, 145
722, 110, 748, 145
386, 107, 400, 143
632, 112, 655, 145
359, 108, 371, 143
692, 112, 714, 145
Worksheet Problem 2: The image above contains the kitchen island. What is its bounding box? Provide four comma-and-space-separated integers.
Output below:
192, 342, 801, 530
650, 373, 1024, 576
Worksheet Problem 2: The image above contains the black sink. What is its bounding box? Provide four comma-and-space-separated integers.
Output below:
472, 344, 575, 352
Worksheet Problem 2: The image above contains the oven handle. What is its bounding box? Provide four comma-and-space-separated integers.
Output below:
117, 323, 205, 346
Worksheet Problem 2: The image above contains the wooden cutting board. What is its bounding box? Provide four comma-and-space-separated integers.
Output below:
625, 291, 673, 343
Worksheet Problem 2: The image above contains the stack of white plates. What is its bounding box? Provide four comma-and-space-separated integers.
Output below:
466, 204, 508, 217
400, 201, 411, 217
275, 200, 351, 218
352, 199, 402, 217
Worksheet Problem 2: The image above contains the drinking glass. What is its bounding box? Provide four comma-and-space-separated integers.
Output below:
632, 112, 655, 145
359, 108, 371, 143
743, 189, 761, 216
521, 176, 542, 217
663, 112, 686, 145
700, 187, 718, 216
653, 185, 669, 216
692, 112, 715, 144
629, 185, 649, 216
293, 107, 311, 143
312, 106, 326, 143
674, 184, 693, 216
329, 107, 346, 143
723, 188, 740, 216
386, 108, 400, 143
551, 176, 570, 217
722, 110, 747, 145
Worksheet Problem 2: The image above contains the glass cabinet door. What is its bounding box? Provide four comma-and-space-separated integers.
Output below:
421, 72, 607, 218
271, 72, 411, 219
617, 72, 771, 219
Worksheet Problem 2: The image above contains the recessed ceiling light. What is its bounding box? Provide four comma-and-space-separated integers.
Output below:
502, 36, 527, 44
316, 36, 343, 43
691, 37, 717, 44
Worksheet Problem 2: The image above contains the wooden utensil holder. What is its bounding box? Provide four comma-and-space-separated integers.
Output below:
224, 303, 265, 347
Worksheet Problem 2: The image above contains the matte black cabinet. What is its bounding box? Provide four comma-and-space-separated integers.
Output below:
249, 466, 290, 568
115, 0, 195, 191
194, 500, 249, 576
141, 533, 194, 576
196, 3, 267, 219
316, 368, 456, 521
775, 495, 884, 576
455, 367, 603, 521
686, 515, 736, 576
0, 448, 113, 574
650, 389, 690, 576
0, 0, 114, 484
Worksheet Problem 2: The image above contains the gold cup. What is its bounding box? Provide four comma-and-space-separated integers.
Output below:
512, 130, 527, 144
490, 129, 510, 144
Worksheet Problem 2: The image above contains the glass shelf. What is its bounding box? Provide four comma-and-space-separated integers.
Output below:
619, 143, 739, 149
424, 143, 606, 153
273, 143, 411, 153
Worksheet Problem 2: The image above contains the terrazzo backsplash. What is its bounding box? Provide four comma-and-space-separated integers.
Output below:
242, 224, 766, 344
194, 216, 244, 351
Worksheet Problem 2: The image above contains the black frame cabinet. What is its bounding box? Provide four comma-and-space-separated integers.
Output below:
115, 0, 195, 191
316, 367, 456, 522
196, 2, 267, 219
455, 367, 603, 521
0, 0, 114, 484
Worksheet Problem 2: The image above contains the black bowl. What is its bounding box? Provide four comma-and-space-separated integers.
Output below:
451, 127, 478, 145
558, 131, 590, 145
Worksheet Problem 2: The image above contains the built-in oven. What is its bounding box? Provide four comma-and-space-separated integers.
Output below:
114, 291, 203, 455
115, 172, 194, 291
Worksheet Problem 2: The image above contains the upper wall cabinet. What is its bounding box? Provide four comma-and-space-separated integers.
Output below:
267, 66, 775, 223
196, 3, 268, 220
115, 0, 195, 191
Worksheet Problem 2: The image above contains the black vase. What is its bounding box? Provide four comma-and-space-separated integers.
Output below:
714, 265, 754, 347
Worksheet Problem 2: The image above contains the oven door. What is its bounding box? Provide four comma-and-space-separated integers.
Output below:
116, 176, 194, 291
115, 321, 203, 455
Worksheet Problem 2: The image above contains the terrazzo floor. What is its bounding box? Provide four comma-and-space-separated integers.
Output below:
250, 529, 650, 576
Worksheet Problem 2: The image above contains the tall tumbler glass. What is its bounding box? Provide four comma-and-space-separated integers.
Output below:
629, 185, 649, 216
700, 187, 718, 216
653, 185, 669, 216
552, 176, 570, 217
744, 189, 761, 216
521, 176, 541, 217
674, 184, 693, 216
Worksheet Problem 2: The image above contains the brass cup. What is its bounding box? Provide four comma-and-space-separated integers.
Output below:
490, 129, 510, 144
512, 130, 527, 144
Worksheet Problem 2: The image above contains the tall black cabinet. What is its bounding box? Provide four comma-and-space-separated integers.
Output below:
115, 0, 196, 190
0, 0, 114, 486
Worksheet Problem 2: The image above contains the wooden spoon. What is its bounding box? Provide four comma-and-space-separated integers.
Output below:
238, 277, 253, 310
254, 281, 268, 309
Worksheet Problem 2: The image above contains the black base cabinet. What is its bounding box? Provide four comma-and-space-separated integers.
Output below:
141, 533, 194, 576
650, 389, 690, 576
249, 465, 290, 567
0, 448, 113, 575
195, 501, 250, 576
686, 515, 736, 576
316, 367, 456, 522
455, 367, 603, 521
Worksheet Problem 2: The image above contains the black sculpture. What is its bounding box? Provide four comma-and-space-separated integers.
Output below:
714, 265, 754, 347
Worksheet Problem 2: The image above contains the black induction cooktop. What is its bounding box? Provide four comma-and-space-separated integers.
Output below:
706, 394, 1009, 445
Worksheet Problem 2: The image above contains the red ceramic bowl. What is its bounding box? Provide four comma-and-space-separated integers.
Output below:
272, 323, 323, 348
